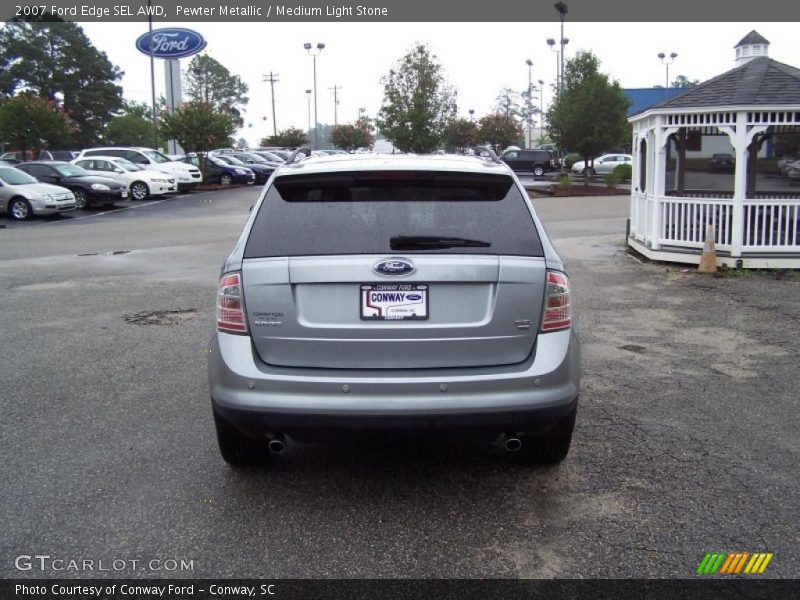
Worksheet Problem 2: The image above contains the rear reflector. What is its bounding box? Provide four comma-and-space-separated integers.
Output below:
217, 272, 248, 334
540, 271, 571, 332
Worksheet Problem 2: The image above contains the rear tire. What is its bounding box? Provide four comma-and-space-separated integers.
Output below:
533, 164, 545, 177
516, 406, 576, 465
73, 189, 88, 209
130, 181, 149, 201
8, 197, 33, 221
213, 410, 269, 467
220, 174, 233, 186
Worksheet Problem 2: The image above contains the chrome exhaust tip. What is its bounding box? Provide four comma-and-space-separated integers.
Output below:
267, 436, 286, 454
504, 437, 522, 452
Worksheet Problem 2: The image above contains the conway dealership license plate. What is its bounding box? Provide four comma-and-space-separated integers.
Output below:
360, 284, 429, 320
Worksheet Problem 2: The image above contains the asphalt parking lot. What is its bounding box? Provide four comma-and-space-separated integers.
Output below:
1, 187, 798, 578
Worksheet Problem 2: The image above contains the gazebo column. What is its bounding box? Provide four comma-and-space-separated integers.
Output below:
650, 119, 665, 250
723, 115, 769, 258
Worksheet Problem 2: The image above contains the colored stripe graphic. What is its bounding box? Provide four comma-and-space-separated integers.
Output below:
698, 552, 774, 575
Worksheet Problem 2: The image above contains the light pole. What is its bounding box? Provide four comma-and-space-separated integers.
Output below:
546, 39, 560, 98
538, 79, 545, 131
526, 58, 533, 149
658, 52, 678, 88
468, 109, 475, 122
304, 42, 325, 149
262, 72, 279, 136
358, 107, 366, 122
555, 2, 569, 96
305, 89, 312, 141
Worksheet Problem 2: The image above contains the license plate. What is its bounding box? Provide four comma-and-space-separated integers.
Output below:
120, 190, 128, 198
360, 284, 428, 320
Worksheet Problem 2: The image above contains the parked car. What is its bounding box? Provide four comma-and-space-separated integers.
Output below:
256, 148, 291, 161
571, 154, 633, 176
707, 153, 735, 173
0, 165, 76, 220
777, 155, 799, 176
0, 159, 20, 166
202, 156, 255, 186
16, 161, 128, 208
787, 161, 800, 181
214, 155, 273, 184
225, 152, 284, 184
499, 149, 556, 177
208, 151, 580, 467
1, 150, 79, 162
249, 150, 287, 163
77, 147, 202, 191
72, 156, 177, 200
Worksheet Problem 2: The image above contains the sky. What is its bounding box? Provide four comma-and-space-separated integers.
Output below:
77, 21, 800, 146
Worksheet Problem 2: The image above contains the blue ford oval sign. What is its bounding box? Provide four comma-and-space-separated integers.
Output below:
136, 28, 207, 59
374, 259, 415, 276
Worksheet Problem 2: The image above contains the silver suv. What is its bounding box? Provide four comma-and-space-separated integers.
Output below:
208, 149, 580, 466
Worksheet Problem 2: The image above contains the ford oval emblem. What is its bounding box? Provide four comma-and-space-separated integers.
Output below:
136, 28, 207, 59
374, 258, 415, 276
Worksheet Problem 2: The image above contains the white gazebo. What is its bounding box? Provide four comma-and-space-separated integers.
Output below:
628, 32, 800, 268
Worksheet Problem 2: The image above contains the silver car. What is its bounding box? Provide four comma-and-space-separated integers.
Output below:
208, 151, 581, 466
0, 166, 76, 220
571, 153, 633, 176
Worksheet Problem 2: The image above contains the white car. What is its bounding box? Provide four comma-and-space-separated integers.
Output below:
0, 165, 76, 221
77, 147, 202, 191
571, 153, 632, 176
72, 156, 177, 200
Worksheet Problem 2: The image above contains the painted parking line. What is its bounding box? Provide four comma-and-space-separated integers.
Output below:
40, 195, 189, 225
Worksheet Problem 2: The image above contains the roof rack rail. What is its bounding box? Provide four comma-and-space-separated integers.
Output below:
471, 145, 503, 164
286, 146, 312, 164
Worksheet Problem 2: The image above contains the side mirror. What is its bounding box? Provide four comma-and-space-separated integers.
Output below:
113, 168, 123, 173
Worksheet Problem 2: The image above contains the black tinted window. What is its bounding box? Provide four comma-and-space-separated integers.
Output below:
245, 171, 543, 258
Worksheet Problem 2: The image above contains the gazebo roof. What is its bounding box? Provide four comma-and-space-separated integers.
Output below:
640, 57, 800, 113
735, 30, 770, 47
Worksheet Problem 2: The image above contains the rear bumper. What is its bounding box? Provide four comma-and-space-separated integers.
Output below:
209, 329, 581, 441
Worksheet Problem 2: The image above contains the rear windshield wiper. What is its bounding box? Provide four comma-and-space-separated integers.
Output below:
390, 235, 491, 250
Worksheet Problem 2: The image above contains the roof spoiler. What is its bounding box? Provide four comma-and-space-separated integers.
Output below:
286, 147, 312, 164
471, 145, 502, 164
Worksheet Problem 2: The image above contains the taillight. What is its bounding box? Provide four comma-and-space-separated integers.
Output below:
217, 272, 248, 334
540, 271, 571, 332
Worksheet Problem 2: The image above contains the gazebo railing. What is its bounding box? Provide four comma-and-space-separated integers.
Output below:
666, 189, 800, 200
658, 195, 800, 251
743, 201, 800, 250
661, 197, 734, 248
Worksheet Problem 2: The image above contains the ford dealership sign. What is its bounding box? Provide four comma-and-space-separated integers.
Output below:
136, 28, 207, 59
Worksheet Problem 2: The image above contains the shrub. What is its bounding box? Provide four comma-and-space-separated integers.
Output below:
564, 153, 582, 169
558, 174, 572, 188
603, 172, 620, 187
612, 162, 632, 181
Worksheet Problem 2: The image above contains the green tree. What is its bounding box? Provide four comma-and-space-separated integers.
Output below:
377, 44, 457, 153
442, 118, 478, 152
0, 20, 124, 148
184, 55, 249, 128
329, 121, 375, 152
494, 87, 523, 119
0, 93, 71, 158
159, 101, 236, 173
477, 113, 523, 151
547, 51, 630, 184
104, 101, 157, 147
671, 75, 700, 89
261, 127, 309, 148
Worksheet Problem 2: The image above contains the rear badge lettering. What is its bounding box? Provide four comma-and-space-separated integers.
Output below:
374, 258, 415, 276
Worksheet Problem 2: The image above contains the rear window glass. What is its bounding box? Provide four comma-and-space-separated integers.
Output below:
244, 171, 543, 257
